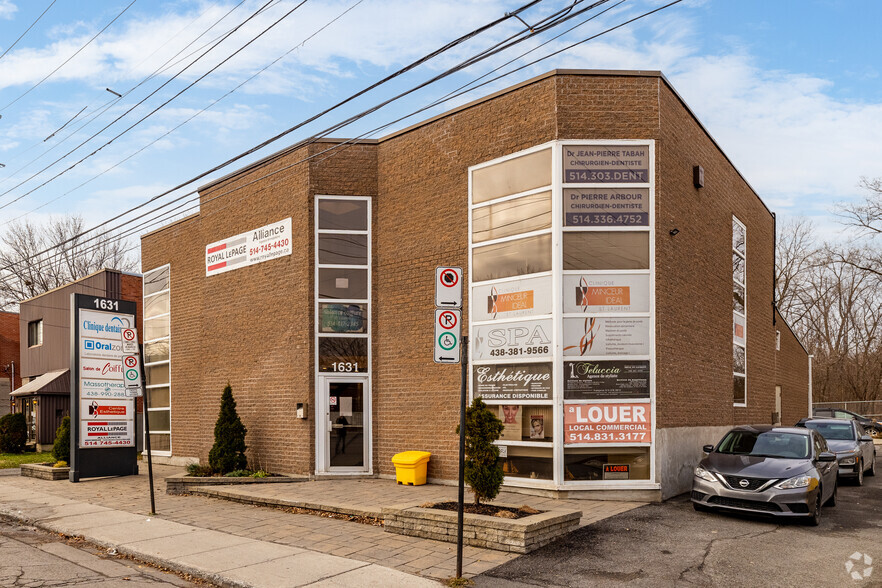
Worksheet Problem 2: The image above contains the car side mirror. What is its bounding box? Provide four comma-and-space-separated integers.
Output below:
702, 444, 715, 454
818, 452, 837, 462
860, 435, 873, 443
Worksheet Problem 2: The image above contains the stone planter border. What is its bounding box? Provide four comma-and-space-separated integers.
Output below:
165, 473, 307, 495
382, 502, 581, 553
21, 463, 70, 481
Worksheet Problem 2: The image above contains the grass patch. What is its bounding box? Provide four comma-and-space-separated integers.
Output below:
0, 452, 53, 469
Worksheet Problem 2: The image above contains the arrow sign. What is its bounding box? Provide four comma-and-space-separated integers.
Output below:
435, 267, 463, 308
434, 308, 461, 364
122, 352, 143, 397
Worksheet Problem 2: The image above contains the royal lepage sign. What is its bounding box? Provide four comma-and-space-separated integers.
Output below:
206, 218, 292, 276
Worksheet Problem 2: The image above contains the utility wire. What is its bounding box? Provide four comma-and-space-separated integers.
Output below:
0, 0, 57, 62
0, 0, 683, 288
7, 0, 366, 225
0, 0, 139, 113
0, 0, 290, 209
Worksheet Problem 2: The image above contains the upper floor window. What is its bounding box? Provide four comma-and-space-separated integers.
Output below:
27, 319, 42, 347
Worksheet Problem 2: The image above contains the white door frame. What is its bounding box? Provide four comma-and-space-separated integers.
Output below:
315, 374, 372, 474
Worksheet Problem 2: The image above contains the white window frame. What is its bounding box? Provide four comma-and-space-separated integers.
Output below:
143, 264, 172, 456
468, 140, 658, 492
27, 319, 43, 348
314, 195, 372, 475
733, 216, 747, 407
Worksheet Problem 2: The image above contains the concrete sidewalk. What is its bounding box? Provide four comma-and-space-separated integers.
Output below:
0, 473, 436, 587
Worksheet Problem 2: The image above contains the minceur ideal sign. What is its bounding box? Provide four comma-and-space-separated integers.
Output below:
205, 218, 292, 276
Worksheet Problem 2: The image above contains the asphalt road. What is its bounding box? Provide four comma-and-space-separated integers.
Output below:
0, 517, 208, 587
477, 469, 882, 587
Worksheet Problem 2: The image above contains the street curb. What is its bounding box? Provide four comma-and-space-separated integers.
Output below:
0, 510, 255, 588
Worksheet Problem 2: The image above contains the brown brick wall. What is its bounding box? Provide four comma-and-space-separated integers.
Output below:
0, 311, 21, 390
775, 310, 809, 425
655, 81, 780, 429
140, 70, 809, 481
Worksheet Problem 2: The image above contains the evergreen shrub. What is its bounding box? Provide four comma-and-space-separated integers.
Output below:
0, 412, 27, 454
458, 398, 504, 505
52, 416, 71, 463
208, 384, 247, 474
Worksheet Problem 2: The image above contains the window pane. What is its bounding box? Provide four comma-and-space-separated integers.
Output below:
144, 341, 169, 363
472, 192, 552, 243
563, 232, 650, 270
733, 283, 745, 313
319, 303, 367, 334
732, 220, 745, 255
144, 266, 170, 296
733, 345, 746, 374
472, 149, 552, 204
318, 199, 368, 230
144, 292, 169, 318
318, 268, 368, 300
318, 337, 368, 372
318, 234, 368, 265
497, 445, 553, 480
148, 433, 170, 451
146, 363, 169, 386
472, 234, 551, 282
733, 313, 746, 346
733, 375, 746, 404
144, 316, 169, 341
147, 410, 170, 432
733, 252, 745, 284
564, 447, 651, 481
147, 386, 170, 408
496, 404, 553, 442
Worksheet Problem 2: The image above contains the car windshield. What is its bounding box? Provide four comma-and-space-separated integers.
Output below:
716, 430, 810, 459
805, 422, 855, 441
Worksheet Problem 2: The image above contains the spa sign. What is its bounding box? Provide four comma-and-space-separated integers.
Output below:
206, 218, 292, 276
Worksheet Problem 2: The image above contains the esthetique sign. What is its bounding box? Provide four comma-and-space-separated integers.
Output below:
473, 363, 552, 401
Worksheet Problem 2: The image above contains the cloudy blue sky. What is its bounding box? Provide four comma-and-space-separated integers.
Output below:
0, 0, 878, 254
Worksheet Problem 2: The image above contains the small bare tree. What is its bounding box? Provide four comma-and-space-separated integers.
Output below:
0, 215, 137, 309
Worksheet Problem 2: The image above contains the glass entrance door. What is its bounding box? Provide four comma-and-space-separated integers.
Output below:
323, 378, 368, 471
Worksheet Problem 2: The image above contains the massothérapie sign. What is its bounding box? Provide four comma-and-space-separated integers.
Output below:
205, 217, 292, 276
473, 363, 552, 401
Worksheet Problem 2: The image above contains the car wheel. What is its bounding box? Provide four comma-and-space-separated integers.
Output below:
825, 480, 837, 507
807, 489, 822, 526
856, 459, 864, 486
867, 454, 876, 477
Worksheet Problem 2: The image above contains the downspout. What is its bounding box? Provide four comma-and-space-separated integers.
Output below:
808, 354, 813, 418
772, 212, 777, 326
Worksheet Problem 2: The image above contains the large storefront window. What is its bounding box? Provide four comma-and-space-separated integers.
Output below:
143, 265, 171, 454
470, 140, 655, 489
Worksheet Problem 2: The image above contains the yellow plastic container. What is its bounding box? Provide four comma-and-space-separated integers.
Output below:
391, 451, 431, 486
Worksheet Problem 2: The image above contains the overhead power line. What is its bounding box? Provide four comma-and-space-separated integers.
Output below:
0, 0, 139, 113
0, 0, 58, 63
0, 0, 685, 291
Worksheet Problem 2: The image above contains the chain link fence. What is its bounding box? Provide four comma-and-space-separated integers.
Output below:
813, 400, 882, 418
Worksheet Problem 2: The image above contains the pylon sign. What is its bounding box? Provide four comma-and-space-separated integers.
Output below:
435, 267, 463, 308
434, 309, 461, 364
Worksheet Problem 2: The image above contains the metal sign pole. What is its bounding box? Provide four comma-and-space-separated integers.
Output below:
139, 343, 156, 515
456, 335, 468, 579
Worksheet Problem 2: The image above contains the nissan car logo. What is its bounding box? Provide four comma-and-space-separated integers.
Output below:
739, 479, 750, 488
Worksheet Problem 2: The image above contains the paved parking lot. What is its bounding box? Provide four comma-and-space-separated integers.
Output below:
477, 472, 882, 587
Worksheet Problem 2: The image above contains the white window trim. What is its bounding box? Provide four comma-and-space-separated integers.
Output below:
143, 263, 172, 457
733, 216, 747, 407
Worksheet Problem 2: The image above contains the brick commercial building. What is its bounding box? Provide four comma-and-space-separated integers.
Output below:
0, 311, 21, 417
140, 70, 809, 500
